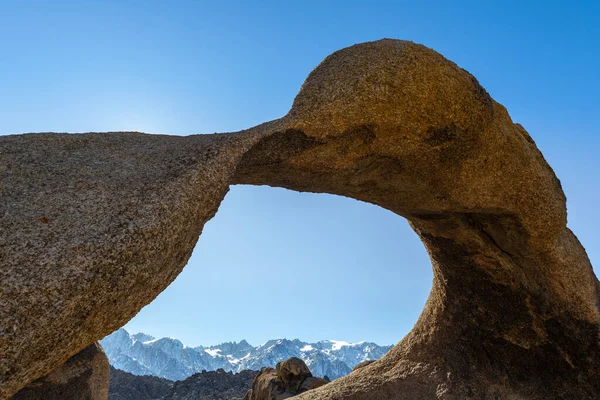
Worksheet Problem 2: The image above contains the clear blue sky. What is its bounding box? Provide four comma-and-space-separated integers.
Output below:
1, 1, 598, 347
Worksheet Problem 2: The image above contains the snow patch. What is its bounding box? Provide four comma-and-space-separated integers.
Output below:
101, 330, 392, 382
330, 340, 352, 351
204, 348, 222, 357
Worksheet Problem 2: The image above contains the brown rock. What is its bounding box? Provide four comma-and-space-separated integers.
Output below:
352, 360, 376, 372
1, 39, 599, 399
297, 377, 329, 393
245, 368, 295, 400
245, 358, 328, 400
10, 342, 109, 400
275, 358, 311, 382
0, 130, 270, 397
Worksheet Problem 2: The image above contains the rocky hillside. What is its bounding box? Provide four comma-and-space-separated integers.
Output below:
164, 369, 256, 400
109, 367, 256, 400
101, 329, 392, 381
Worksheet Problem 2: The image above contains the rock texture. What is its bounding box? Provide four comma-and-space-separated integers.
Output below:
1, 39, 599, 399
244, 358, 328, 400
10, 342, 109, 400
0, 129, 270, 398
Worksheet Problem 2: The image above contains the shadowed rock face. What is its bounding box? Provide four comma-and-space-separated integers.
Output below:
10, 343, 109, 400
1, 39, 599, 399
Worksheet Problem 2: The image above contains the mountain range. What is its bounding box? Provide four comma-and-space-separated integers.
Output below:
101, 329, 392, 381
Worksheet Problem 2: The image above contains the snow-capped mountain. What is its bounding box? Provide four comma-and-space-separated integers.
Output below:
100, 328, 392, 381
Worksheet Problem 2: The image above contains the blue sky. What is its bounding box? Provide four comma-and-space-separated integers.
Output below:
1, 1, 598, 347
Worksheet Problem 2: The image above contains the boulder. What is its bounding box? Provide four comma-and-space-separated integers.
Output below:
244, 358, 328, 400
275, 358, 311, 383
2, 39, 599, 399
244, 368, 294, 400
10, 342, 109, 400
297, 377, 328, 393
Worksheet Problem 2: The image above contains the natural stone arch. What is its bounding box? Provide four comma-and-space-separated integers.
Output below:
1, 39, 599, 399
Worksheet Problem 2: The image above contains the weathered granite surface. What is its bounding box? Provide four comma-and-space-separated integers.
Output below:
10, 343, 109, 400
244, 358, 328, 400
1, 39, 599, 399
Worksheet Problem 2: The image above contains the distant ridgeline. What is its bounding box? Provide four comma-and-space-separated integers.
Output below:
101, 329, 392, 381
108, 366, 257, 400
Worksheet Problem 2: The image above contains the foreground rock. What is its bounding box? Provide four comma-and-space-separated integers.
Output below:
11, 343, 109, 400
244, 358, 328, 400
0, 130, 265, 398
2, 39, 599, 399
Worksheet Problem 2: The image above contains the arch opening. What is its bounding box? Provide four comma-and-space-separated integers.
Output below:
112, 184, 432, 380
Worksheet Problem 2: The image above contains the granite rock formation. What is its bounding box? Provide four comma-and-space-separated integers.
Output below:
244, 358, 328, 400
10, 343, 109, 400
1, 39, 599, 399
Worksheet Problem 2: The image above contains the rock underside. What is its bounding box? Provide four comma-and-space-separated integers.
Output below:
1, 39, 599, 399
10, 343, 109, 400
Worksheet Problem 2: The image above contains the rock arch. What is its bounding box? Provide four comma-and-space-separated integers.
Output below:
1, 39, 599, 399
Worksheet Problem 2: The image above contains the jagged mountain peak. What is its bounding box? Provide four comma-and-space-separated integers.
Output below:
131, 332, 155, 343
208, 339, 255, 358
100, 330, 392, 382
